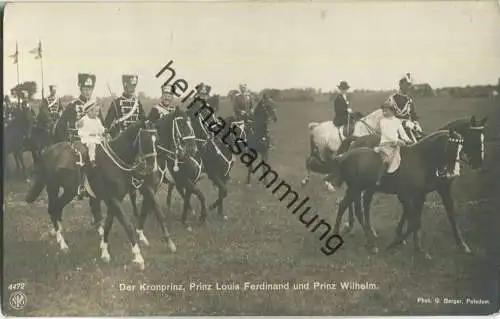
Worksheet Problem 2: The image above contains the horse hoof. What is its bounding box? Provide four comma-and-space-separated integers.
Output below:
132, 257, 145, 271
191, 209, 196, 216
101, 254, 110, 263
301, 179, 308, 186
368, 246, 379, 254
186, 226, 192, 232
167, 240, 177, 253
402, 240, 407, 245
222, 215, 228, 221
459, 244, 472, 254
61, 245, 70, 254
97, 226, 104, 237
137, 230, 150, 246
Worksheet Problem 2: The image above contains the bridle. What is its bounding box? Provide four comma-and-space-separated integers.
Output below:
156, 115, 202, 176
457, 125, 485, 167
100, 127, 158, 174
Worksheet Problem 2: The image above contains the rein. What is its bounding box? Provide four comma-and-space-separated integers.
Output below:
99, 127, 158, 174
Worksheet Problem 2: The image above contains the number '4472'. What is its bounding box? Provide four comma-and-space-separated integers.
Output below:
8, 283, 25, 290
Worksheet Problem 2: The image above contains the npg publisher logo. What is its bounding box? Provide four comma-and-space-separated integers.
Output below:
9, 291, 27, 310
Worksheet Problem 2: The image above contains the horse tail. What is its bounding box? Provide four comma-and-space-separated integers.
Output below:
25, 161, 46, 203
308, 122, 319, 130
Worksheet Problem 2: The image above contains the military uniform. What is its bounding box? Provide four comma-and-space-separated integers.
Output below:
104, 75, 145, 137
147, 84, 176, 122
37, 85, 64, 132
233, 84, 254, 120
58, 74, 103, 142
382, 91, 418, 121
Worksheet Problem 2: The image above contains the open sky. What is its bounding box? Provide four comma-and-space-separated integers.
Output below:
4, 1, 500, 98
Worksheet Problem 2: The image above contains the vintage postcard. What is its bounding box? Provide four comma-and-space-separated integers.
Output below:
2, 1, 499, 316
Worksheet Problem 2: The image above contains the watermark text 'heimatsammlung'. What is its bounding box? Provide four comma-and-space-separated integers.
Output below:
156, 60, 344, 256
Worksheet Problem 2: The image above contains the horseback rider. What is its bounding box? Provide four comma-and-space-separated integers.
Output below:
332, 81, 352, 128
37, 84, 63, 140
58, 73, 103, 142
147, 83, 176, 122
19, 90, 36, 141
104, 74, 146, 138
233, 83, 254, 121
382, 74, 423, 141
76, 102, 105, 167
3, 95, 13, 124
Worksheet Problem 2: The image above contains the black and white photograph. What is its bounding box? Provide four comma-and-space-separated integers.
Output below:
2, 1, 499, 316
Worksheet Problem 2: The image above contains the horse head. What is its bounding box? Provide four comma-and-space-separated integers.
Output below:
132, 120, 159, 175
156, 107, 198, 169
441, 116, 486, 170
412, 130, 464, 177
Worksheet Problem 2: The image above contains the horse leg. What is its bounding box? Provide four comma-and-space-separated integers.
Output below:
177, 185, 193, 231
185, 181, 207, 224
129, 189, 139, 222
105, 198, 145, 270
386, 197, 419, 251
395, 213, 408, 245
411, 194, 432, 260
361, 189, 378, 238
208, 175, 228, 220
52, 185, 77, 252
100, 206, 114, 263
14, 151, 27, 181
333, 188, 358, 234
436, 183, 472, 254
166, 182, 174, 210
142, 186, 177, 252
89, 198, 104, 238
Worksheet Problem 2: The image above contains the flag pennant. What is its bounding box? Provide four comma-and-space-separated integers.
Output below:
29, 41, 42, 59
9, 42, 19, 64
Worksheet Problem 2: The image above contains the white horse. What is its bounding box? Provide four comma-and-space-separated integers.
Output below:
301, 109, 385, 190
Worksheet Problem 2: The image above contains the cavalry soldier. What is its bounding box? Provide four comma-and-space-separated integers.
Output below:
147, 83, 176, 122
37, 85, 64, 139
3, 95, 13, 124
19, 90, 36, 140
332, 81, 352, 128
104, 74, 146, 138
233, 83, 254, 121
382, 74, 423, 140
58, 73, 102, 142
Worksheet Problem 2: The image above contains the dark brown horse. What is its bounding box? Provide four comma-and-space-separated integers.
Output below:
327, 130, 466, 260
338, 116, 486, 254
25, 120, 159, 270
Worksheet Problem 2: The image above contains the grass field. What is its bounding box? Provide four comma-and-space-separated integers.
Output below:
2, 93, 499, 316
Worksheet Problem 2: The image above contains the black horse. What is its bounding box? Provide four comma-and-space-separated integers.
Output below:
328, 129, 466, 259
4, 106, 35, 180
25, 120, 159, 270
338, 116, 486, 252
227, 101, 278, 184
132, 107, 207, 234
170, 101, 236, 221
